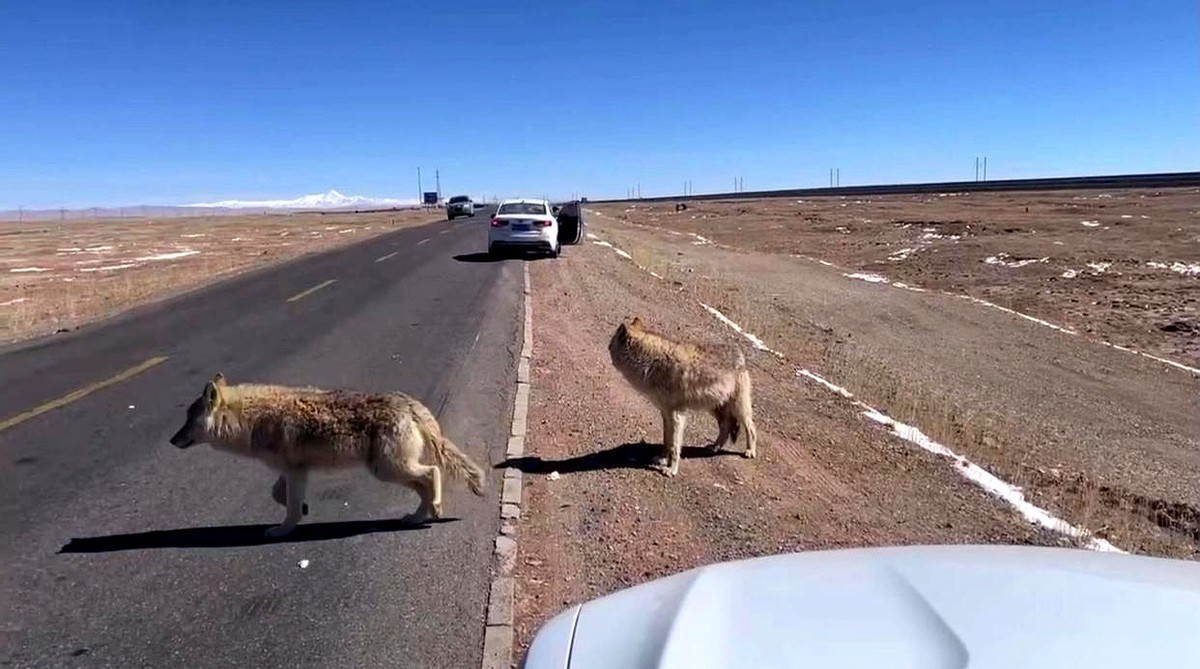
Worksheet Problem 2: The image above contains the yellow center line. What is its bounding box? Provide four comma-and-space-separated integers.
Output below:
0, 356, 169, 433
286, 279, 336, 303
375, 251, 399, 263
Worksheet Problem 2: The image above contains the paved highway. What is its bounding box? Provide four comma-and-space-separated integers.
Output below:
0, 209, 519, 668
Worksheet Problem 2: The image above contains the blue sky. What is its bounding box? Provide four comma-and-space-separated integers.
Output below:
2, 0, 1196, 209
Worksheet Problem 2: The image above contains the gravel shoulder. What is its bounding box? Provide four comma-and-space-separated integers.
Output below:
508, 237, 1077, 657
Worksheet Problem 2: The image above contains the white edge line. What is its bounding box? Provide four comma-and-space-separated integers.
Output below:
795, 368, 1122, 553
481, 261, 532, 669
831, 261, 1196, 376
586, 230, 1126, 552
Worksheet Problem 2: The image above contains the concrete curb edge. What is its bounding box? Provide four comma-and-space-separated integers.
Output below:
481, 261, 532, 669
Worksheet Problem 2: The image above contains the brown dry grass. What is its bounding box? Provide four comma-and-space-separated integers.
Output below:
595, 187, 1200, 362
0, 209, 438, 344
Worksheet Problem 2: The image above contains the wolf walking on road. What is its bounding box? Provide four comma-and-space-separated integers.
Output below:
608, 316, 758, 477
169, 374, 486, 537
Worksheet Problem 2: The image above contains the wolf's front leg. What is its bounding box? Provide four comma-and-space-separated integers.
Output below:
266, 468, 308, 538
271, 474, 309, 516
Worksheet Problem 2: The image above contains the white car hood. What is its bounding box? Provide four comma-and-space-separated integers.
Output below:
523, 544, 1200, 669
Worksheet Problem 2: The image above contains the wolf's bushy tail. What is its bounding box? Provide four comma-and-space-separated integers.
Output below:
732, 368, 756, 447
427, 434, 486, 496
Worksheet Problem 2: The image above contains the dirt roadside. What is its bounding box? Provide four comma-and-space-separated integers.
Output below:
594, 188, 1200, 362
0, 208, 440, 345
508, 239, 1074, 658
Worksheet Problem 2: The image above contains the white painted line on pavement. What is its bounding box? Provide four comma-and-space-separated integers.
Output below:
417, 238, 430, 246
286, 279, 336, 303
375, 251, 399, 263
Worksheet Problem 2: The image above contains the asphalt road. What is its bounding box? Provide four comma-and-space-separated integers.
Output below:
0, 209, 524, 668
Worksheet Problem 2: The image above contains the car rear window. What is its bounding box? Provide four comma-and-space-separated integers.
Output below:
498, 202, 547, 216
449, 196, 469, 203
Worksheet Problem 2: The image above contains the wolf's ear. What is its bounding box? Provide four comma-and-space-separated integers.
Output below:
211, 373, 226, 387
629, 316, 644, 329
202, 381, 219, 406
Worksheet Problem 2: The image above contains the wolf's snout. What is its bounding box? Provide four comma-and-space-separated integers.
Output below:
170, 429, 193, 448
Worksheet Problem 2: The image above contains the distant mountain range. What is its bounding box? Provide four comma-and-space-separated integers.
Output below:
183, 189, 420, 210
1, 190, 425, 221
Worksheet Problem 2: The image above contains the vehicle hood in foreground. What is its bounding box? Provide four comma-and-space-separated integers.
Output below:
523, 544, 1200, 669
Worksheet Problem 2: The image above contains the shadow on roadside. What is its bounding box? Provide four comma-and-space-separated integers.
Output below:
58, 517, 458, 553
494, 440, 736, 476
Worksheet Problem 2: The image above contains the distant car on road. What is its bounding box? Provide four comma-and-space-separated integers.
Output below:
446, 195, 475, 220
520, 544, 1200, 668
488, 198, 561, 258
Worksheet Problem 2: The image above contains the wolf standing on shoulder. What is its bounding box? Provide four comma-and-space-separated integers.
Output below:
608, 316, 758, 477
169, 374, 486, 538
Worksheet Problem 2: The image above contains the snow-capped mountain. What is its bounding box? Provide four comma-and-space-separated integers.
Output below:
183, 189, 419, 210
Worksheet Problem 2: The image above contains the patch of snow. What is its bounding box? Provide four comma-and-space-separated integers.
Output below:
1086, 262, 1111, 274
136, 250, 199, 262
1061, 269, 1079, 279
843, 272, 890, 284
983, 253, 1049, 268
1147, 261, 1200, 277
10, 267, 49, 273
181, 233, 206, 238
1080, 220, 1101, 227
1120, 215, 1132, 219
0, 297, 29, 307
887, 248, 916, 261
79, 263, 139, 272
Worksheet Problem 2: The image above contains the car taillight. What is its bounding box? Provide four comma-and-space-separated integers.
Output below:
538, 219, 552, 227
491, 218, 507, 227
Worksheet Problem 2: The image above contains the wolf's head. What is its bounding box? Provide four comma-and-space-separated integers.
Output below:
170, 373, 227, 449
608, 316, 647, 359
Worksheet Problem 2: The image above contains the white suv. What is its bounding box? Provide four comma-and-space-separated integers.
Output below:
488, 198, 560, 258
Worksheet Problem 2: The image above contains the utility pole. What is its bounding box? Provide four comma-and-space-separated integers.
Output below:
435, 169, 441, 203
17, 205, 22, 222
983, 157, 988, 181
975, 157, 979, 181
836, 168, 840, 187
417, 167, 423, 207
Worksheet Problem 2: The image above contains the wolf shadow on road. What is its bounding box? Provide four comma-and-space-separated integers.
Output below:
495, 440, 735, 476
58, 517, 458, 554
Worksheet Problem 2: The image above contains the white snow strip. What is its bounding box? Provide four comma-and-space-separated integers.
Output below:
887, 248, 916, 261
230, 237, 245, 242
843, 272, 890, 284
954, 294, 1078, 335
1137, 352, 1200, 376
1080, 221, 1101, 227
1086, 262, 1111, 274
1120, 215, 1133, 219
891, 282, 927, 293
0, 297, 29, 307
79, 263, 139, 272
796, 369, 1123, 553
10, 267, 49, 273
181, 233, 207, 238
1061, 269, 1079, 279
338, 228, 355, 234
697, 302, 784, 358
136, 250, 199, 262
689, 233, 712, 245
984, 254, 1049, 268
1147, 261, 1200, 277
613, 248, 632, 259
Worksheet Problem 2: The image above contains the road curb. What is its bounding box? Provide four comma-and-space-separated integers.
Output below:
481, 261, 532, 669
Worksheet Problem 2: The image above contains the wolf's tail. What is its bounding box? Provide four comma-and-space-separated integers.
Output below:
731, 368, 755, 445
424, 429, 487, 496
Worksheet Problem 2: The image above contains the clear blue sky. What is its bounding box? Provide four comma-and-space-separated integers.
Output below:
2, 0, 1196, 209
